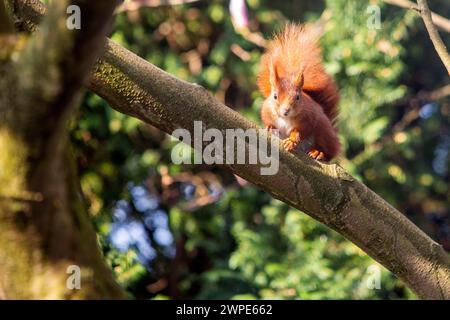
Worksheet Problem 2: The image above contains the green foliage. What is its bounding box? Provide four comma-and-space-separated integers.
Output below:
71, 0, 449, 300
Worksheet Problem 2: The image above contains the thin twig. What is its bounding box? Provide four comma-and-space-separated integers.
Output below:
383, 0, 450, 33
352, 84, 450, 165
117, 0, 200, 12
416, 0, 450, 74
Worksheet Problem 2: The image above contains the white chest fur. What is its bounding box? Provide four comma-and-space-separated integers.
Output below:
271, 107, 313, 152
275, 116, 295, 139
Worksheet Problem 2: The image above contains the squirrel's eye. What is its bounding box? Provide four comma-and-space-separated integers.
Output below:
273, 93, 278, 100
296, 94, 300, 101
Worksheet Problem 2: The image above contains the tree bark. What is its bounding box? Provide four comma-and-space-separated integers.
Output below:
0, 0, 125, 299
0, 0, 13, 33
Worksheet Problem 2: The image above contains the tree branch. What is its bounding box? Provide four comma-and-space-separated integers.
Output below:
117, 0, 200, 12
416, 0, 450, 74
352, 84, 450, 166
383, 0, 450, 33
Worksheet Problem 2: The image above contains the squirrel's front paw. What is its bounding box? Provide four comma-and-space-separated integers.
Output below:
282, 129, 301, 151
282, 138, 298, 151
266, 125, 279, 136
308, 148, 326, 161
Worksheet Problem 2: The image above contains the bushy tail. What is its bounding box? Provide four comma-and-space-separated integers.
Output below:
257, 23, 339, 122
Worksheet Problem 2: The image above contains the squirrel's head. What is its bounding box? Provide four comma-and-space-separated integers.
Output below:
269, 62, 305, 118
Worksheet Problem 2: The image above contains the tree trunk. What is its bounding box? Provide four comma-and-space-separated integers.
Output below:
0, 133, 124, 299
0, 0, 125, 299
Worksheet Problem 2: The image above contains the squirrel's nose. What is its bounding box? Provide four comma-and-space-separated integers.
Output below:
283, 109, 290, 116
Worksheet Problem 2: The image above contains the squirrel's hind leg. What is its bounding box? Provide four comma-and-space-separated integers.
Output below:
308, 148, 327, 161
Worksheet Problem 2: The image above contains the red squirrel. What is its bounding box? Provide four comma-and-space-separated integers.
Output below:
257, 23, 340, 161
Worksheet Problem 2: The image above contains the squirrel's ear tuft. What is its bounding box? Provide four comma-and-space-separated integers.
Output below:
269, 58, 279, 89
293, 72, 304, 88
294, 66, 306, 88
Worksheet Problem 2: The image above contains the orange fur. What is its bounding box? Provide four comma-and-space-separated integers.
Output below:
257, 23, 340, 122
257, 23, 340, 160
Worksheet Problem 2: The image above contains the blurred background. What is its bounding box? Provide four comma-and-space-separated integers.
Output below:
70, 0, 449, 299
